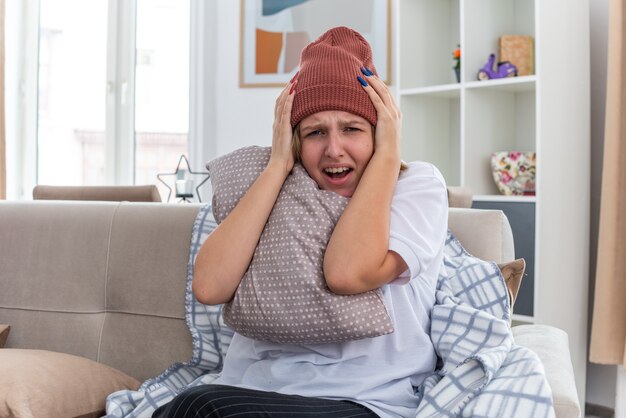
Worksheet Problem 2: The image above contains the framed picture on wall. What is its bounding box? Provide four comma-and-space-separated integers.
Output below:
239, 0, 391, 87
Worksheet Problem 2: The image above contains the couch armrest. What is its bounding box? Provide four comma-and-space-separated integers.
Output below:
447, 186, 473, 208
448, 208, 515, 263
512, 325, 581, 418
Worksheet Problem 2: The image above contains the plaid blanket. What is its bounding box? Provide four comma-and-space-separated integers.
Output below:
414, 232, 555, 417
106, 205, 555, 418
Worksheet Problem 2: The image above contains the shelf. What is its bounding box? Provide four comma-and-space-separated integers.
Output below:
397, 0, 590, 403
401, 76, 536, 97
473, 194, 537, 203
511, 314, 535, 325
400, 84, 461, 98
465, 75, 536, 92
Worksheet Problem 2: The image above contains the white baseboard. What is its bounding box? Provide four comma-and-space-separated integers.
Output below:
617, 366, 626, 418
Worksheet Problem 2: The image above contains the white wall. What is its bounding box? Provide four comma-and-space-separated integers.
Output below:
212, 1, 282, 158
587, 0, 617, 410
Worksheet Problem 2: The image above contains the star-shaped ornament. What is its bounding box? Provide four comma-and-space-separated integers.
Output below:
157, 154, 210, 203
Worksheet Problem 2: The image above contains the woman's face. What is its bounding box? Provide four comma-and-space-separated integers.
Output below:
298, 110, 374, 198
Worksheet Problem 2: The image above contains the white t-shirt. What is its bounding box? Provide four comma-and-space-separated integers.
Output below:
214, 161, 448, 418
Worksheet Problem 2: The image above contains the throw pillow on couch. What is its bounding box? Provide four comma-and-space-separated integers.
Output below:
498, 258, 526, 312
0, 349, 140, 418
0, 324, 9, 347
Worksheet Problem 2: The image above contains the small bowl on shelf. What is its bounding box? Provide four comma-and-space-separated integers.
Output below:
490, 151, 536, 196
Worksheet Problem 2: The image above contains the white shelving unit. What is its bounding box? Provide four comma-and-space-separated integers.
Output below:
394, 0, 590, 406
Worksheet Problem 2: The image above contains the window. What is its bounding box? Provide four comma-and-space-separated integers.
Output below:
35, 0, 190, 199
134, 0, 190, 196
38, 0, 108, 185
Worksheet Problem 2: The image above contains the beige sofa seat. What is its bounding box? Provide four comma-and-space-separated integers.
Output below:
0, 201, 580, 418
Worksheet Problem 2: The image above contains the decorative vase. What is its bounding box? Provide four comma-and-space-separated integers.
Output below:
490, 151, 536, 196
454, 67, 460, 83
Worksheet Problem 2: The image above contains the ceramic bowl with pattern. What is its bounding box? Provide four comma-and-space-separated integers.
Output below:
490, 151, 536, 196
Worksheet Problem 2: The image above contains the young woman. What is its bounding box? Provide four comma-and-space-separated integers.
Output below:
154, 26, 448, 418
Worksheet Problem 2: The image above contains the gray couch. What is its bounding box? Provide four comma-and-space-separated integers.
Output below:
0, 201, 580, 417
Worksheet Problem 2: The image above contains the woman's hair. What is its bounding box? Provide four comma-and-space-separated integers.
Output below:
292, 124, 408, 172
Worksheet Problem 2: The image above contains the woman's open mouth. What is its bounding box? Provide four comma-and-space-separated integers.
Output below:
323, 167, 352, 180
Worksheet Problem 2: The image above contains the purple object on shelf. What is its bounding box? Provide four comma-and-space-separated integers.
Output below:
477, 53, 518, 80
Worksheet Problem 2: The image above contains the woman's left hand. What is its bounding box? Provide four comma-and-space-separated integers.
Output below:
323, 72, 406, 295
359, 71, 402, 163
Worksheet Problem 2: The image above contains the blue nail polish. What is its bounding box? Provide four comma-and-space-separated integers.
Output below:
357, 76, 368, 87
360, 67, 369, 76
365, 67, 374, 76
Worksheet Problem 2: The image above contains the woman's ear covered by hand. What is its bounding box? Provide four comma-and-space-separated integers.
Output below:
358, 69, 402, 163
269, 73, 298, 176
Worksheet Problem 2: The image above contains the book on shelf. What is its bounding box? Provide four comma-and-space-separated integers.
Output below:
499, 35, 534, 77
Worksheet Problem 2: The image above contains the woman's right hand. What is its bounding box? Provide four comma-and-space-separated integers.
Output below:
193, 75, 298, 306
268, 75, 297, 176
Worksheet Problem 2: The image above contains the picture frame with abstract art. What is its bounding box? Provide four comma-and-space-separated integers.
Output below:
240, 0, 391, 87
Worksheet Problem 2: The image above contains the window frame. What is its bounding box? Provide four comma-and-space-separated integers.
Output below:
106, 0, 136, 186
7, 0, 208, 199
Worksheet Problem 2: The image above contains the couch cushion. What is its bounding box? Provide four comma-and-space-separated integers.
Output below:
99, 312, 193, 382
0, 201, 117, 361
101, 203, 200, 380
0, 201, 114, 313
0, 309, 104, 359
0, 201, 200, 381
105, 203, 199, 318
0, 349, 140, 418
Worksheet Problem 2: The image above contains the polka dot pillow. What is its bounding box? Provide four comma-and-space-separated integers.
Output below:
207, 146, 394, 344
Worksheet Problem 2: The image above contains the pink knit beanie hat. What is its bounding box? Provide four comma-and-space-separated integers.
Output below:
290, 26, 378, 128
